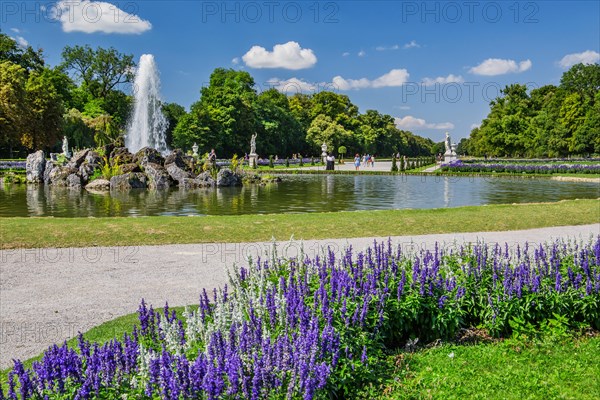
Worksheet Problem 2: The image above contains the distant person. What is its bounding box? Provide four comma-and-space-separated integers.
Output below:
326, 152, 335, 170
354, 154, 361, 171
371, 155, 375, 167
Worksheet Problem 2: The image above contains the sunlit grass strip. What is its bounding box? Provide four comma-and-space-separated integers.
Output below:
1, 199, 598, 250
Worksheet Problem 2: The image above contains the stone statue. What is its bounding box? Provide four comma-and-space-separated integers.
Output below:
443, 132, 457, 163
444, 132, 451, 155
250, 133, 257, 155
62, 136, 71, 159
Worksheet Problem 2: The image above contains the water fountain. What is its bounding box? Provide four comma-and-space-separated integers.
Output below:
125, 54, 169, 155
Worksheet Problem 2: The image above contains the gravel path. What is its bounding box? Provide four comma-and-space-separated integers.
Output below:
1, 223, 598, 368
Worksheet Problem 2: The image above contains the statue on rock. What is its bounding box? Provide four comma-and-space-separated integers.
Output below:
250, 133, 257, 155
62, 136, 71, 159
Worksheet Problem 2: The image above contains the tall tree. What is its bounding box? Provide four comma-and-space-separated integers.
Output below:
162, 102, 186, 148
0, 32, 44, 73
255, 88, 303, 156
306, 114, 351, 153
61, 45, 135, 99
183, 68, 258, 155
21, 69, 65, 150
0, 61, 27, 154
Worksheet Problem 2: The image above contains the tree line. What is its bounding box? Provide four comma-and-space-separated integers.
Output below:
464, 63, 600, 157
172, 67, 435, 158
0, 33, 434, 159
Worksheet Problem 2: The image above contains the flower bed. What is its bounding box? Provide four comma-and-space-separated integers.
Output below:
0, 161, 26, 170
3, 237, 600, 399
442, 160, 600, 174
462, 157, 600, 164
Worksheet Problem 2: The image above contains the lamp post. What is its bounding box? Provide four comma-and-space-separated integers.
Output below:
321, 142, 328, 164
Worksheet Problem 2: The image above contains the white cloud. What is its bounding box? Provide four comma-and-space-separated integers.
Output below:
267, 77, 317, 93
232, 57, 240, 65
332, 68, 409, 90
54, 1, 151, 34
403, 40, 420, 49
332, 76, 371, 90
358, 50, 366, 57
470, 123, 481, 130
395, 116, 454, 130
242, 41, 317, 70
469, 58, 532, 76
376, 44, 400, 51
422, 74, 464, 86
10, 28, 21, 33
372, 69, 410, 87
395, 105, 411, 110
558, 50, 600, 69
342, 52, 350, 57
12, 36, 28, 48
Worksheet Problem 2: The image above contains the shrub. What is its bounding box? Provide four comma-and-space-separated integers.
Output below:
230, 154, 240, 172
100, 156, 121, 180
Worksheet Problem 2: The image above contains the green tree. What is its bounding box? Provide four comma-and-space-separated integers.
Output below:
0, 32, 44, 73
193, 68, 258, 155
310, 91, 359, 132
21, 69, 65, 150
255, 88, 303, 157
456, 138, 470, 155
61, 45, 135, 99
560, 63, 600, 101
306, 114, 351, 154
60, 45, 134, 137
63, 108, 95, 149
0, 61, 27, 155
172, 105, 211, 151
162, 102, 186, 148
468, 64, 600, 157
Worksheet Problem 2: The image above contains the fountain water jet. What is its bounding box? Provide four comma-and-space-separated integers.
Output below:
125, 54, 169, 155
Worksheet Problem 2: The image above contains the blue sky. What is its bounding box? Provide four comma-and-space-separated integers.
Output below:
3, 1, 599, 142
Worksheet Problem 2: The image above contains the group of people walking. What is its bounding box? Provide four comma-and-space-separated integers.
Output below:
353, 154, 376, 170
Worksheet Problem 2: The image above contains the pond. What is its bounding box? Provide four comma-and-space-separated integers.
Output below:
0, 175, 598, 217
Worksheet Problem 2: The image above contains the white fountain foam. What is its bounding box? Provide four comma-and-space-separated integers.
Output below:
125, 54, 169, 155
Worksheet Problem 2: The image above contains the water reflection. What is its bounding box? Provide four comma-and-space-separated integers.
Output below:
0, 175, 598, 217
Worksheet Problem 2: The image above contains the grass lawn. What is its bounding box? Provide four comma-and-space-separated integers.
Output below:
360, 336, 600, 399
1, 199, 598, 249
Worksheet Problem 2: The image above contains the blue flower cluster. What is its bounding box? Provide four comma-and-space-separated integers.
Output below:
3, 237, 599, 399
0, 161, 26, 170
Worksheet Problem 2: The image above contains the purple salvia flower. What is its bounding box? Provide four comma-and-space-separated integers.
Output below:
361, 346, 368, 364
438, 295, 448, 309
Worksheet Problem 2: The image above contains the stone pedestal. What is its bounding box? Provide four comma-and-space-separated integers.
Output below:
444, 151, 456, 163
249, 153, 258, 168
